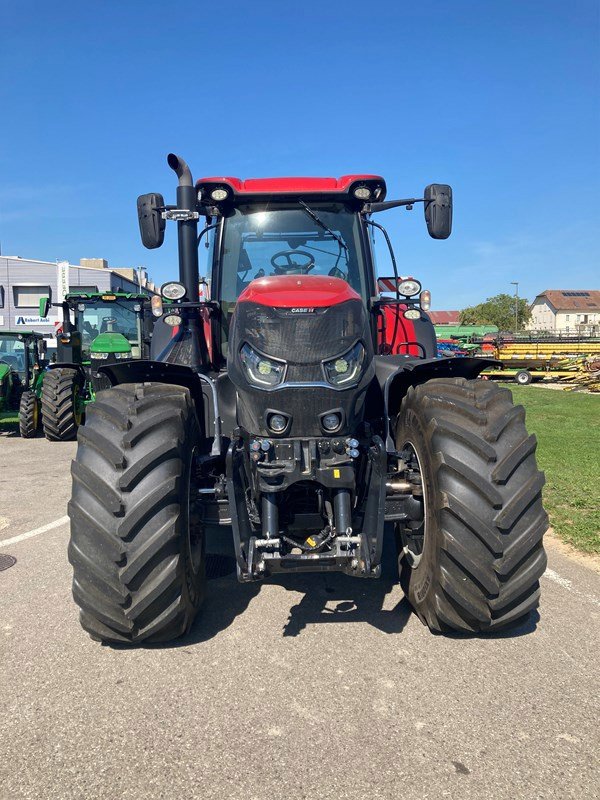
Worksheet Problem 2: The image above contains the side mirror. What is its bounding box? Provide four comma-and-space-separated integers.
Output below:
39, 297, 50, 318
38, 339, 47, 355
137, 193, 166, 249
424, 184, 452, 239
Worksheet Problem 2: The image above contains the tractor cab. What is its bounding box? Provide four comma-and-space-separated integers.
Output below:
36, 291, 151, 441
0, 330, 47, 401
196, 176, 440, 366
49, 291, 149, 391
0, 331, 48, 435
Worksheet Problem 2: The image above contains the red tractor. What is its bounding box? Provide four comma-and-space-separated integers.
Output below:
68, 155, 547, 644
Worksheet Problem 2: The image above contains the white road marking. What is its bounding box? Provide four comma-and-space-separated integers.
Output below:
544, 568, 573, 590
0, 516, 69, 548
543, 567, 600, 607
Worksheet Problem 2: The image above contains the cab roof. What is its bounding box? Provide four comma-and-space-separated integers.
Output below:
196, 175, 387, 201
65, 291, 148, 301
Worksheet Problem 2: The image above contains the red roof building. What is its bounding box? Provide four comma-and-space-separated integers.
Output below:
528, 290, 600, 333
429, 310, 460, 325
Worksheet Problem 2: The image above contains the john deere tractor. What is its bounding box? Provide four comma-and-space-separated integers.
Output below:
68, 154, 548, 644
39, 291, 149, 441
0, 331, 48, 436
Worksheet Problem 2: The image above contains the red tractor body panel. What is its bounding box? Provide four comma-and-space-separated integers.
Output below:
237, 275, 361, 308
196, 175, 387, 199
377, 304, 421, 357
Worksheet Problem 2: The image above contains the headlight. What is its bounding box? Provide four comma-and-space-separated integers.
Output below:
151, 295, 164, 317
353, 186, 371, 200
240, 343, 286, 387
161, 281, 186, 301
398, 279, 422, 297
115, 352, 131, 359
92, 352, 109, 359
210, 187, 229, 201
323, 342, 365, 387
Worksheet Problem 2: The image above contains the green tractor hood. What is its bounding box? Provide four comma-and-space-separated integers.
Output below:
90, 332, 131, 355
0, 362, 11, 382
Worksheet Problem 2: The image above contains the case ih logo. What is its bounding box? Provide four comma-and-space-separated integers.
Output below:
290, 307, 315, 313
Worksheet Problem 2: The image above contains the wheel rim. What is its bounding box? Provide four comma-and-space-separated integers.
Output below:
187, 446, 203, 574
399, 441, 427, 569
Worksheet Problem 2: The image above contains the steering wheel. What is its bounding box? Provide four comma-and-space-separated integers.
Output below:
270, 250, 315, 275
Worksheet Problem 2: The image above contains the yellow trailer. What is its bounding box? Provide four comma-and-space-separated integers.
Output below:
482, 367, 580, 385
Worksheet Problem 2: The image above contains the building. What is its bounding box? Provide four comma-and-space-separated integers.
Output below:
527, 290, 600, 335
428, 311, 460, 325
0, 255, 157, 336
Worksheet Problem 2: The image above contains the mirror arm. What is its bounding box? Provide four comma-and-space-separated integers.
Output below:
362, 198, 426, 214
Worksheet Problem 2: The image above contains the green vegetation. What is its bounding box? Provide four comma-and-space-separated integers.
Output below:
508, 385, 599, 554
0, 411, 19, 432
460, 293, 531, 331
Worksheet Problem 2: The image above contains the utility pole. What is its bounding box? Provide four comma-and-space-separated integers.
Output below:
510, 281, 519, 333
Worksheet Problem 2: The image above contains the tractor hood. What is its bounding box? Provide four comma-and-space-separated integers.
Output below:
90, 332, 131, 355
0, 363, 11, 381
227, 274, 375, 437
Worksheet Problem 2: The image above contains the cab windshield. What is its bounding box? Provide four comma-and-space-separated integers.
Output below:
76, 301, 142, 359
0, 336, 27, 377
217, 203, 368, 305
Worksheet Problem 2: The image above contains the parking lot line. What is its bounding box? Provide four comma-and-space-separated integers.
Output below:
0, 516, 69, 548
543, 567, 600, 607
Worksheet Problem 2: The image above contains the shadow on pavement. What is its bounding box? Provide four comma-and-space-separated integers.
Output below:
171, 525, 411, 646
0, 420, 19, 437
144, 528, 539, 648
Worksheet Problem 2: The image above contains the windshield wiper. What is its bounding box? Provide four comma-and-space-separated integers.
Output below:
298, 200, 348, 255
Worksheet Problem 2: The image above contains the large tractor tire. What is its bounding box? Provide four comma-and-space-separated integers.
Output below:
68, 383, 206, 644
395, 377, 548, 634
41, 368, 84, 441
19, 390, 40, 438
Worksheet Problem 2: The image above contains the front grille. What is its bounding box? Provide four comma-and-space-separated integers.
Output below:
238, 300, 366, 363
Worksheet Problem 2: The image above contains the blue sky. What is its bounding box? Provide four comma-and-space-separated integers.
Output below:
1, 0, 598, 309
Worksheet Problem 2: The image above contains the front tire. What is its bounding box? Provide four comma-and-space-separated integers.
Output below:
41, 368, 83, 441
19, 390, 39, 438
396, 378, 548, 633
68, 383, 206, 644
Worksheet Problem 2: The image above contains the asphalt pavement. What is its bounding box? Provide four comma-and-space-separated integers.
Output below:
0, 433, 598, 800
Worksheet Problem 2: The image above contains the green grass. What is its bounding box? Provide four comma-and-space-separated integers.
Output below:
0, 410, 19, 431
506, 385, 600, 554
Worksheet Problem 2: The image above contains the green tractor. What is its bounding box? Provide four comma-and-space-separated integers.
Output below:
0, 331, 49, 436
39, 292, 150, 441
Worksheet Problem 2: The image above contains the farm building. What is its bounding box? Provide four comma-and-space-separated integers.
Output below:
528, 289, 600, 334
428, 310, 460, 325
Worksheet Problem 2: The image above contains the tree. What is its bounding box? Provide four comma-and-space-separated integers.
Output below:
459, 293, 531, 332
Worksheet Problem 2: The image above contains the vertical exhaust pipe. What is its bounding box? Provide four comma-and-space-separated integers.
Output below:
166, 153, 207, 371
167, 153, 199, 301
